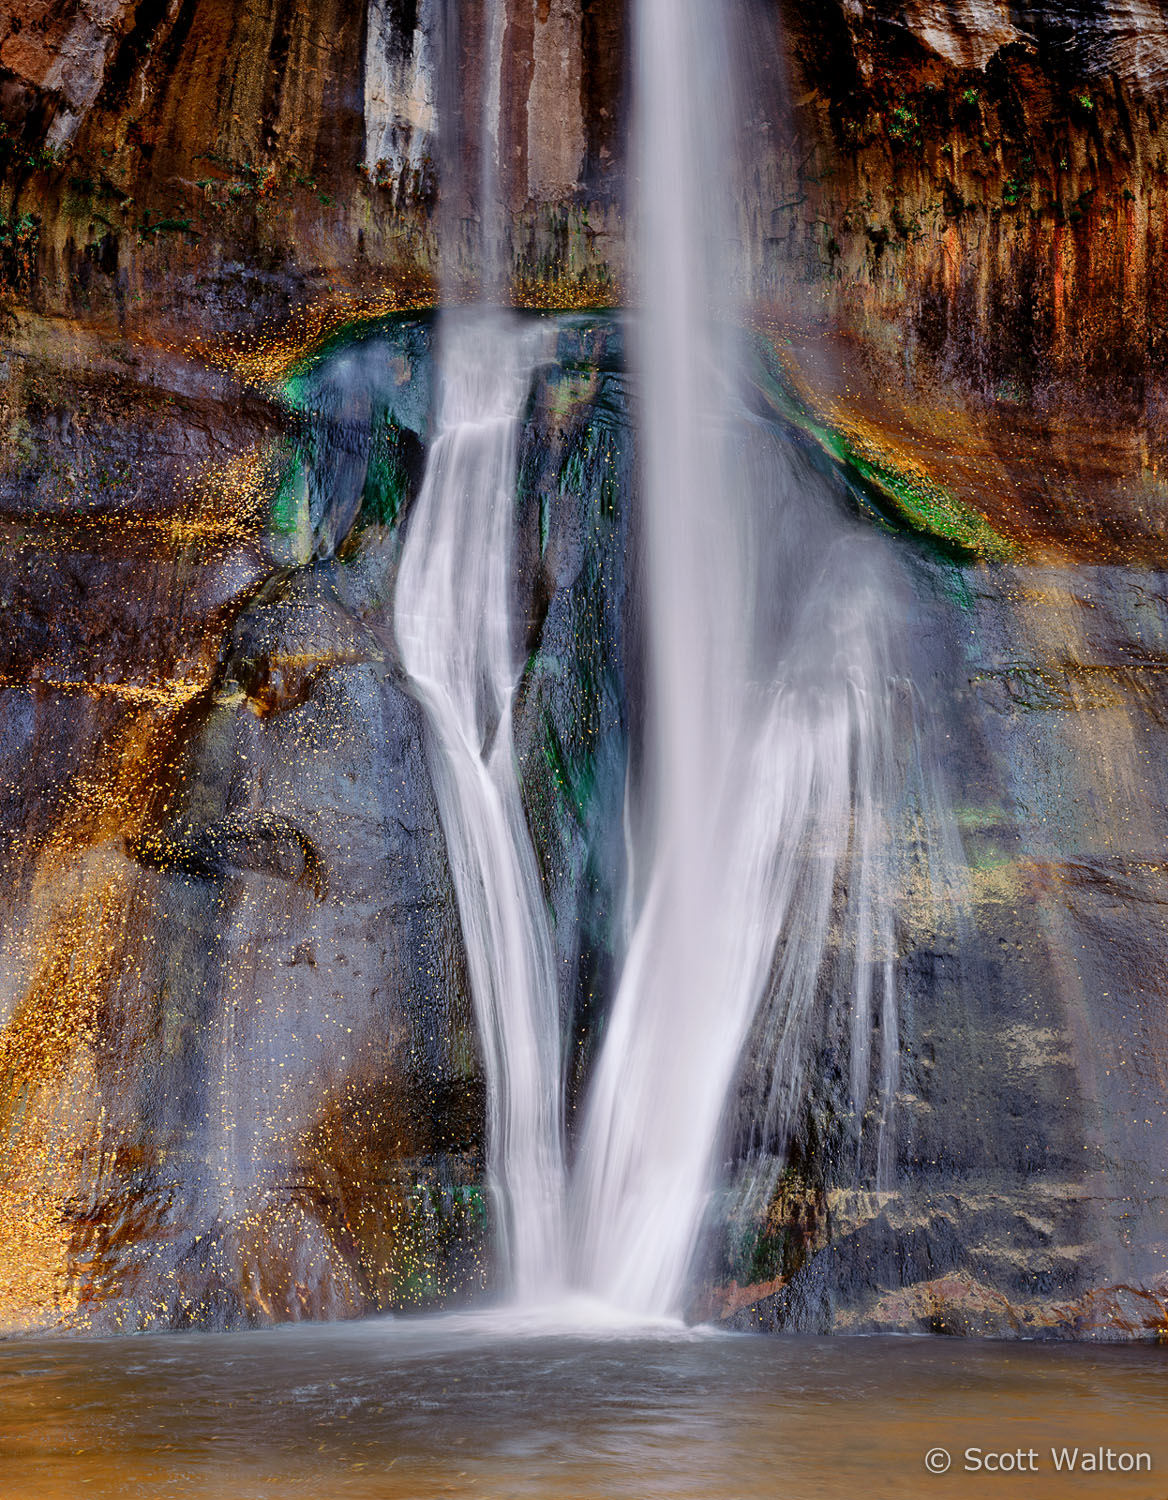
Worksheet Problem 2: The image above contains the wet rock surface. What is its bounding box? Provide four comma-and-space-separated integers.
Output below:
1, 0, 1167, 1337
0, 314, 633, 1330
0, 310, 1165, 1337
719, 547, 1168, 1338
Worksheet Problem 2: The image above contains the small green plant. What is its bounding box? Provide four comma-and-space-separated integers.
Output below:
23, 143, 67, 171
362, 157, 394, 187
891, 203, 921, 239
840, 114, 874, 147
961, 87, 980, 107
1066, 185, 1096, 223
136, 211, 195, 243
0, 211, 39, 290
1002, 154, 1034, 207
1076, 91, 1094, 111
887, 104, 920, 144
192, 154, 278, 211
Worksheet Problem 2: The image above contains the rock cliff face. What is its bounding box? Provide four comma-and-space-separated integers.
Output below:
0, 0, 625, 337
0, 311, 632, 1330
1, 1, 1167, 1336
4, 0, 1167, 553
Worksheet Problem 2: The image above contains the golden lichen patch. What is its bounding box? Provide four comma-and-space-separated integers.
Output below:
0, 1054, 102, 1332
0, 674, 206, 707
197, 274, 623, 390
196, 276, 440, 389
168, 440, 288, 542
11, 437, 287, 546
510, 273, 622, 313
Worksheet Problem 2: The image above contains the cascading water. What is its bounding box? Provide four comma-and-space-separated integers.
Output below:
391, 2, 566, 1299
568, 0, 960, 1316
394, 314, 566, 1299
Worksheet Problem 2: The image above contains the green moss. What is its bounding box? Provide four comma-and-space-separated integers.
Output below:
377, 1178, 492, 1309
137, 212, 196, 242
280, 311, 433, 389
953, 803, 1012, 833
721, 1166, 819, 1288
361, 413, 411, 529
559, 419, 619, 520
542, 708, 593, 829
749, 336, 1014, 563
269, 456, 304, 536
841, 445, 1013, 561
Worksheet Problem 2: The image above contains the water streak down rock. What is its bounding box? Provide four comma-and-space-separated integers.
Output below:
394, 312, 567, 1299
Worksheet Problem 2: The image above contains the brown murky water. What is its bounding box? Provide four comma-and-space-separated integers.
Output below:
1, 1312, 1165, 1498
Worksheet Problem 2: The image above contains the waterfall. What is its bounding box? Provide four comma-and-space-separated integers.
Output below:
391, 0, 570, 1301
568, 0, 943, 1316
394, 313, 566, 1299
393, 0, 959, 1320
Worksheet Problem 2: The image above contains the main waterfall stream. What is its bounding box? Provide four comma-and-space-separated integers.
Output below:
570, 0, 922, 1316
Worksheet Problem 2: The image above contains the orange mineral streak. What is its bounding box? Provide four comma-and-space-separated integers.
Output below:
0, 873, 131, 1331
0, 695, 195, 1330
0, 440, 278, 1331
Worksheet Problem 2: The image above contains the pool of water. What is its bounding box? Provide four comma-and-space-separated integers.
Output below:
1, 1309, 1165, 1498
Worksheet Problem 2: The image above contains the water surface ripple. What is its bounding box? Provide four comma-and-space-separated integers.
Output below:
2, 1320, 1165, 1498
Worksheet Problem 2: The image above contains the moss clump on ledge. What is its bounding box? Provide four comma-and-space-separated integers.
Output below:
201, 275, 621, 391
831, 425, 1015, 562
748, 332, 1015, 563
